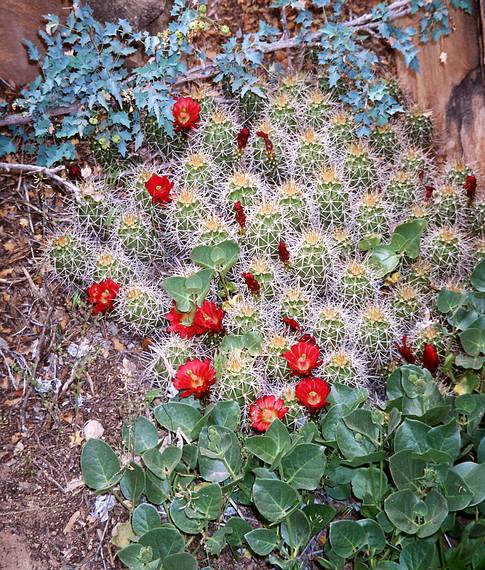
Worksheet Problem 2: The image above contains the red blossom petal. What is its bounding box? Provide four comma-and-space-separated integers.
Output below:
87, 278, 120, 315
282, 317, 303, 332
144, 174, 173, 206
249, 395, 288, 431
234, 201, 246, 230
173, 358, 216, 398
172, 97, 200, 131
256, 130, 274, 155
282, 341, 322, 377
295, 377, 331, 411
193, 300, 224, 334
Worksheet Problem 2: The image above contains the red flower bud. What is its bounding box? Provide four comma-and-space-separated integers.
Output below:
395, 335, 416, 364
298, 333, 317, 345
464, 175, 477, 200
236, 127, 250, 152
256, 130, 274, 156
424, 185, 434, 202
278, 240, 290, 264
234, 201, 246, 230
282, 317, 303, 332
422, 343, 440, 374
418, 169, 425, 182
241, 272, 261, 296
68, 163, 82, 181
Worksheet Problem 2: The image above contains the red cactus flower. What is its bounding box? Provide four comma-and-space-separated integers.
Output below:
464, 175, 477, 200
87, 278, 120, 315
282, 317, 303, 332
283, 341, 322, 377
295, 377, 331, 411
173, 358, 216, 398
249, 395, 289, 432
234, 201, 246, 230
395, 335, 417, 364
193, 300, 224, 334
166, 304, 205, 338
418, 169, 425, 182
145, 174, 173, 206
172, 96, 200, 131
68, 163, 82, 181
422, 343, 440, 374
424, 185, 434, 202
256, 130, 274, 156
236, 127, 250, 152
278, 240, 290, 264
242, 272, 261, 296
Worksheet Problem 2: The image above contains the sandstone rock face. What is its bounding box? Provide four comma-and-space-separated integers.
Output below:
0, 0, 70, 87
396, 5, 485, 182
0, 0, 171, 87
86, 0, 171, 32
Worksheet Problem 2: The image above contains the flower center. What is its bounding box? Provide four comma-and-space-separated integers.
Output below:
178, 110, 190, 124
307, 391, 320, 405
261, 409, 277, 424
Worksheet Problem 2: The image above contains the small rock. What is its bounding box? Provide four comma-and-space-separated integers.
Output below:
67, 339, 91, 359
83, 420, 104, 440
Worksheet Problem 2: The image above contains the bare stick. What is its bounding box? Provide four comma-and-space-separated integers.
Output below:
0, 103, 80, 128
0, 162, 78, 193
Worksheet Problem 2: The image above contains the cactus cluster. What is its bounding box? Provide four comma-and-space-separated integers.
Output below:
48, 74, 482, 421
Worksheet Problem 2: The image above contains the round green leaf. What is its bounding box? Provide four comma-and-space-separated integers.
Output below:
132, 503, 161, 536
280, 443, 327, 490
142, 446, 182, 479
329, 520, 366, 558
120, 462, 145, 505
133, 416, 159, 454
208, 400, 240, 430
163, 552, 198, 570
384, 489, 448, 537
80, 439, 122, 491
170, 498, 204, 534
452, 462, 485, 506
280, 509, 311, 552
139, 526, 185, 559
245, 528, 279, 556
154, 402, 203, 441
471, 260, 485, 292
245, 436, 279, 464
252, 478, 300, 523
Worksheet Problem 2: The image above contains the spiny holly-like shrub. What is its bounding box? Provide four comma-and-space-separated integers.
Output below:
47, 75, 483, 421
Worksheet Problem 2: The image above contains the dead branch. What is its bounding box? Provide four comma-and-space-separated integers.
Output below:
0, 162, 78, 193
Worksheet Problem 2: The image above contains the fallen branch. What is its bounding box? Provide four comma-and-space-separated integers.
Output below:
0, 162, 78, 193
0, 103, 80, 128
